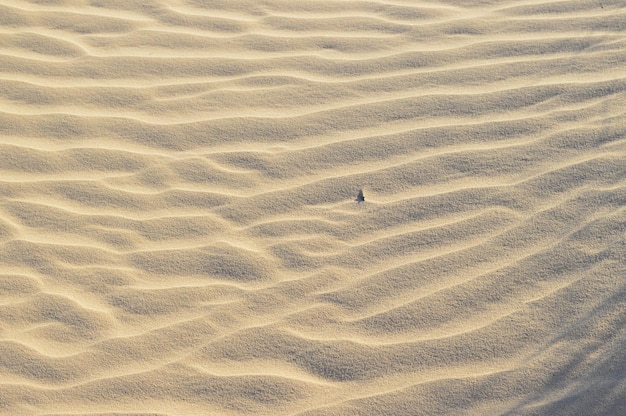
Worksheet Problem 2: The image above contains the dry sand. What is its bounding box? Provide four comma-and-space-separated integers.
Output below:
1, 0, 625, 415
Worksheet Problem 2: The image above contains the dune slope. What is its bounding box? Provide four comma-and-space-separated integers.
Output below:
1, 0, 625, 415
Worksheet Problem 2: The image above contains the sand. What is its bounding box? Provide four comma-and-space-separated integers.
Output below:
1, 0, 625, 415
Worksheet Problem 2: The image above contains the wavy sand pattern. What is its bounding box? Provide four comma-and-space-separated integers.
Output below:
1, 0, 625, 415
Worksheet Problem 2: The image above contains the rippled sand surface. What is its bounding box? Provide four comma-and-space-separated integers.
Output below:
1, 1, 625, 415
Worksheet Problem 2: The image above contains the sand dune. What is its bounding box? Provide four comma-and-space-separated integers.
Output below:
1, 0, 625, 415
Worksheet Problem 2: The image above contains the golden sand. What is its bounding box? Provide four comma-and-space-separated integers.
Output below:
0, 1, 625, 415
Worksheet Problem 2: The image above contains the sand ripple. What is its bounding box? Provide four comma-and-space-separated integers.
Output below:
1, 0, 625, 415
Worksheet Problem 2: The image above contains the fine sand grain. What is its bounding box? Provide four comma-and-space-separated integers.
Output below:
1, 0, 625, 415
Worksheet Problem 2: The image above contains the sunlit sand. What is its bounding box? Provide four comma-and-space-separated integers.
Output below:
1, 1, 625, 415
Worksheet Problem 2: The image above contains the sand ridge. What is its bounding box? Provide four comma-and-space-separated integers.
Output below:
1, 0, 625, 415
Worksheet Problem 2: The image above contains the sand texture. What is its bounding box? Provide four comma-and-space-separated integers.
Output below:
1, 0, 625, 415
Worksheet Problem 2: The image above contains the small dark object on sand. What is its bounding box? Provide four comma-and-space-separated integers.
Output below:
355, 189, 364, 203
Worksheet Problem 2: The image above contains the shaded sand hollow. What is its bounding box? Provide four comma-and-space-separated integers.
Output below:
1, 0, 625, 415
